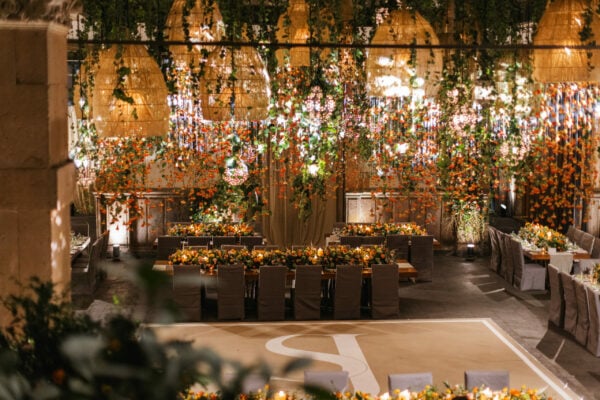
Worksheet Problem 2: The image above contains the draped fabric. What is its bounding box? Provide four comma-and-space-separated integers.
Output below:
262, 158, 337, 248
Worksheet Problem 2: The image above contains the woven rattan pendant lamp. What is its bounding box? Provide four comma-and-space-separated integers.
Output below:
275, 0, 333, 67
90, 45, 170, 138
366, 8, 442, 98
533, 0, 600, 83
199, 43, 271, 121
164, 0, 224, 68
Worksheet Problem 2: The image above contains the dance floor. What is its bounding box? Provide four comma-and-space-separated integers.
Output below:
149, 318, 580, 399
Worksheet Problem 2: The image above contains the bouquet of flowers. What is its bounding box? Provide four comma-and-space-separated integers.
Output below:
167, 222, 255, 237
341, 223, 427, 237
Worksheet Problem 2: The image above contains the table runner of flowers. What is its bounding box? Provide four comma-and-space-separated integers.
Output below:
517, 222, 569, 252
340, 222, 427, 237
168, 245, 387, 270
167, 222, 255, 237
180, 384, 549, 400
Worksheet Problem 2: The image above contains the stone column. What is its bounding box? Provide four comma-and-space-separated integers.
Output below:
0, 21, 74, 325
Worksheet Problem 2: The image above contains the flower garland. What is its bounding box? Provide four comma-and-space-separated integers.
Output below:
168, 245, 387, 269
167, 222, 255, 237
517, 222, 568, 252
341, 223, 427, 237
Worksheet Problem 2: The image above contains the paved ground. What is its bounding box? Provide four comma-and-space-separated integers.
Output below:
74, 249, 600, 399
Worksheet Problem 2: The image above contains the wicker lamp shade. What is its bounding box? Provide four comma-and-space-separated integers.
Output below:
91, 45, 170, 138
200, 45, 271, 121
165, 0, 224, 68
275, 0, 332, 67
365, 9, 442, 97
533, 0, 600, 83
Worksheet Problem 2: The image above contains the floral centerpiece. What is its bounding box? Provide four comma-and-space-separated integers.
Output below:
167, 222, 255, 237
517, 222, 568, 252
593, 264, 600, 284
341, 223, 427, 237
169, 246, 387, 270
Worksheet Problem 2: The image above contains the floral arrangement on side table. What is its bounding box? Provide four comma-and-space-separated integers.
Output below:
517, 222, 568, 252
168, 246, 387, 270
341, 223, 427, 237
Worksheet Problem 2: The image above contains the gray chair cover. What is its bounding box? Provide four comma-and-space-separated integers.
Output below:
577, 240, 600, 273
172, 265, 202, 322
361, 236, 385, 246
388, 372, 433, 392
573, 228, 585, 248
294, 265, 322, 320
549, 253, 573, 274
502, 234, 514, 285
574, 278, 590, 346
240, 236, 264, 250
221, 244, 248, 251
217, 264, 245, 320
560, 272, 578, 336
464, 370, 509, 391
547, 264, 565, 328
334, 265, 363, 320
254, 245, 280, 251
585, 285, 600, 356
410, 235, 434, 282
340, 236, 363, 248
186, 236, 212, 247
212, 236, 238, 249
72, 236, 102, 294
304, 370, 349, 393
511, 239, 546, 291
371, 264, 399, 319
566, 225, 576, 243
386, 234, 411, 262
258, 265, 287, 321
496, 232, 507, 280
580, 233, 595, 254
157, 236, 183, 260
488, 227, 501, 273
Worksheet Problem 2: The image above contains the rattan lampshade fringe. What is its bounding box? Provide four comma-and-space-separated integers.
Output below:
91, 45, 170, 138
200, 45, 271, 121
533, 0, 600, 83
165, 0, 224, 68
366, 9, 442, 98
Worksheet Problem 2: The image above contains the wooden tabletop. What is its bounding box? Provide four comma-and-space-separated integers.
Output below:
523, 250, 590, 261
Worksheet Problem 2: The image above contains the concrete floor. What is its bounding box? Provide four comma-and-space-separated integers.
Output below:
75, 249, 600, 399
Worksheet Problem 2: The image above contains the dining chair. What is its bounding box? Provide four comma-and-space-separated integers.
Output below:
254, 245, 280, 251
388, 372, 433, 392
566, 225, 576, 243
221, 244, 248, 251
510, 239, 546, 291
370, 263, 399, 319
574, 278, 590, 346
303, 370, 349, 393
464, 370, 509, 391
410, 235, 434, 282
585, 285, 600, 356
333, 265, 363, 320
488, 227, 501, 273
580, 232, 595, 254
496, 232, 508, 280
386, 234, 411, 262
157, 236, 184, 260
257, 265, 288, 321
549, 253, 573, 274
172, 265, 202, 322
502, 234, 514, 285
340, 236, 363, 248
186, 236, 212, 247
217, 264, 245, 320
547, 264, 565, 328
560, 271, 578, 336
573, 228, 585, 249
240, 236, 264, 250
294, 265, 322, 320
361, 236, 385, 246
71, 236, 101, 295
212, 236, 238, 249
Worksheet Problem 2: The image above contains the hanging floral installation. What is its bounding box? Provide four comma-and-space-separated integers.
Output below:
521, 83, 598, 232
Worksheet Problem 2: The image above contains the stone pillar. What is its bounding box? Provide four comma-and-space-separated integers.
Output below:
0, 21, 74, 325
